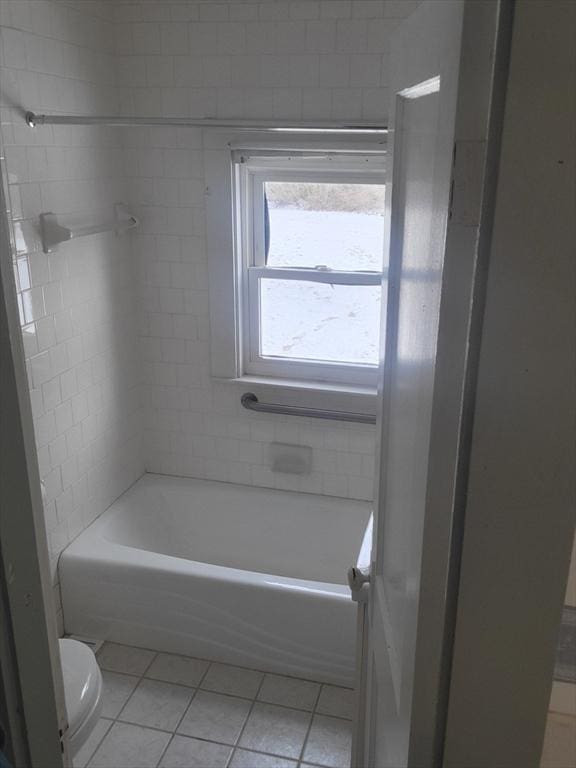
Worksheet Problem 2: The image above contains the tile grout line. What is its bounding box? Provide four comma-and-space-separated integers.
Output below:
95, 644, 350, 767
297, 682, 324, 765
96, 648, 197, 766
97, 700, 337, 766
103, 649, 207, 723
97, 640, 352, 689
112, 656, 158, 723
225, 670, 268, 767
95, 652, 147, 735
96, 651, 161, 765
153, 730, 174, 768
153, 659, 215, 768
78, 718, 113, 768
141, 649, 159, 677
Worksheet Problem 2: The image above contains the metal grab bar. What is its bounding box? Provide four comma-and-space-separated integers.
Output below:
241, 392, 376, 425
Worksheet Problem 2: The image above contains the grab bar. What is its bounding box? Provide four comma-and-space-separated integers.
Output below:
241, 393, 376, 425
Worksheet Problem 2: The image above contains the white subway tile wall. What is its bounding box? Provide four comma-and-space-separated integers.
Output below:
0, 1, 144, 631
1, 0, 421, 629
113, 0, 422, 121
117, 1, 418, 499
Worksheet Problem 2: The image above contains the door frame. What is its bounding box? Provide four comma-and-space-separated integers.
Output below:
443, 1, 576, 765
408, 0, 517, 763
358, 0, 574, 764
0, 149, 68, 765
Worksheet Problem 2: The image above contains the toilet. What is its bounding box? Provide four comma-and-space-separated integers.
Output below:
59, 639, 103, 757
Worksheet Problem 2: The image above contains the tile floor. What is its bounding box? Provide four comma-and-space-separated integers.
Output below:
540, 712, 576, 768
74, 642, 354, 768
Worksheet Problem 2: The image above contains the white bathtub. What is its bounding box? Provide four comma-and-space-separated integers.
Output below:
59, 474, 371, 685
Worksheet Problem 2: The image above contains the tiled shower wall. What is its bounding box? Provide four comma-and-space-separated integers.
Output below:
117, 0, 418, 500
0, 0, 422, 626
0, 0, 144, 631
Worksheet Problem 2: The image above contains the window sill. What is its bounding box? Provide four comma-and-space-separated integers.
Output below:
215, 375, 378, 421
232, 375, 376, 397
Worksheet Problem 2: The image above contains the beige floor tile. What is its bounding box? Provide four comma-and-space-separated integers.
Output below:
119, 678, 194, 731
159, 735, 232, 768
316, 685, 355, 720
201, 662, 264, 698
302, 714, 352, 768
239, 702, 311, 759
145, 652, 209, 687
88, 722, 170, 768
100, 671, 139, 719
541, 713, 576, 768
177, 690, 251, 745
258, 674, 320, 711
73, 718, 113, 768
97, 643, 155, 676
230, 748, 298, 768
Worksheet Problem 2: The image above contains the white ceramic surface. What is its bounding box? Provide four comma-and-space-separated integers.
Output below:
60, 474, 370, 685
59, 639, 103, 756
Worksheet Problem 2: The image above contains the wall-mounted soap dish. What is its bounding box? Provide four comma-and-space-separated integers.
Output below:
39, 203, 139, 253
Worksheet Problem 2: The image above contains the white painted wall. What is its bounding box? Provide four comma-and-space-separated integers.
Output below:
0, 0, 144, 632
116, 0, 418, 500
444, 0, 576, 763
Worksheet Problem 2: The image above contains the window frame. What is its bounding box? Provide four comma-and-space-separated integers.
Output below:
234, 152, 386, 388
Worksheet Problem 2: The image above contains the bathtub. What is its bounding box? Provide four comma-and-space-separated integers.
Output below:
59, 474, 371, 686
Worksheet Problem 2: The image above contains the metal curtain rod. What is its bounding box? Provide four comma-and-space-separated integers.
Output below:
241, 393, 377, 425
25, 111, 387, 134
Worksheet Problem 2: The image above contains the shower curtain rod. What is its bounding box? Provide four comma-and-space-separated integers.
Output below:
25, 111, 387, 134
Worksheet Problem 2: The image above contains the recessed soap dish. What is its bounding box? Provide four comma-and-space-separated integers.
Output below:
269, 443, 312, 475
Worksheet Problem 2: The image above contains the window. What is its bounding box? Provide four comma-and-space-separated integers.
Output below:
234, 150, 386, 388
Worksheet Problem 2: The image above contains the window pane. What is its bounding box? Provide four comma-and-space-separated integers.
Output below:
259, 278, 381, 366
264, 181, 385, 271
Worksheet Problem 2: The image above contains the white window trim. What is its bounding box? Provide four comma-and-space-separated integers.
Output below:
205, 131, 387, 404
236, 158, 385, 387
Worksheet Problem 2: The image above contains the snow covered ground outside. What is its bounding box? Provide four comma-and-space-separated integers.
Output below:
261, 207, 385, 366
